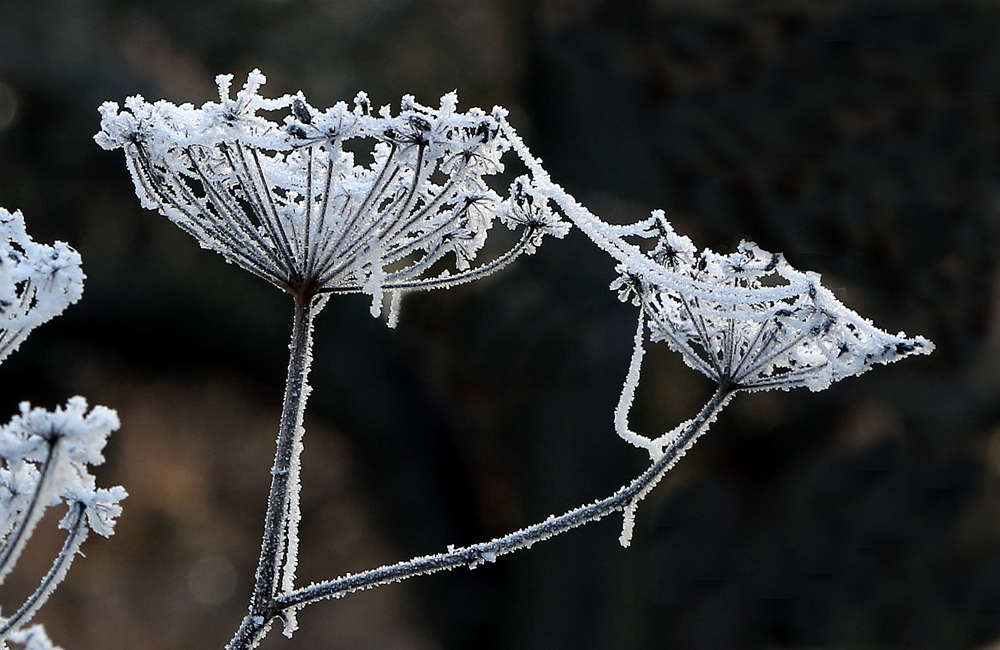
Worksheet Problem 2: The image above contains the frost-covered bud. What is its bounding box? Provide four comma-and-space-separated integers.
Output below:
609, 265, 645, 307
647, 211, 697, 269
97, 70, 564, 322
615, 214, 933, 392
0, 209, 84, 365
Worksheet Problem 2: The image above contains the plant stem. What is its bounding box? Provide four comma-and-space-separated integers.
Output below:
271, 385, 733, 617
227, 292, 317, 650
0, 441, 60, 586
0, 502, 88, 641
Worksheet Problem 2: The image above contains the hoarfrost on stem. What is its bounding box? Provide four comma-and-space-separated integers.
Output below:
5, 624, 64, 650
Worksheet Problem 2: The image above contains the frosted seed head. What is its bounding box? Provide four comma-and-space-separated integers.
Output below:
0, 209, 85, 365
614, 214, 933, 391
0, 398, 124, 524
98, 72, 561, 319
609, 265, 644, 306
498, 176, 570, 253
71, 485, 127, 537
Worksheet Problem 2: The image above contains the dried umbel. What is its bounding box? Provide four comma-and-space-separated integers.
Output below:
0, 209, 124, 650
0, 209, 84, 364
611, 210, 933, 394
95, 70, 567, 321
97, 71, 573, 649
610, 210, 933, 460
603, 211, 934, 544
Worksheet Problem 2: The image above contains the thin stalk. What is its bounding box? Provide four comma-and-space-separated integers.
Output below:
230, 385, 733, 648
0, 442, 60, 586
228, 291, 318, 650
0, 502, 88, 641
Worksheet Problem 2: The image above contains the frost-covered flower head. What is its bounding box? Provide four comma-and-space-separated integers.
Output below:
0, 396, 126, 647
0, 209, 83, 364
96, 70, 566, 317
612, 211, 933, 392
0, 208, 122, 648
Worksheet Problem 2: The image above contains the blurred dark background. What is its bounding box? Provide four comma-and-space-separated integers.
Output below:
0, 0, 986, 648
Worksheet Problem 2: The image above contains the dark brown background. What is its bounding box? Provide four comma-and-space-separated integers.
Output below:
0, 0, 984, 648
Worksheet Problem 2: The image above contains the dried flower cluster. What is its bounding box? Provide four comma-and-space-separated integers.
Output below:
0, 210, 124, 650
609, 210, 931, 400
0, 210, 84, 365
96, 70, 568, 323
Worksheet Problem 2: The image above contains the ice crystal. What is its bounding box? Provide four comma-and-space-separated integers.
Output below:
611, 210, 933, 392
96, 70, 567, 319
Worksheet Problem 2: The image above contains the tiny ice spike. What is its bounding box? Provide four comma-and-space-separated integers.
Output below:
0, 209, 83, 365
611, 210, 934, 392
96, 69, 566, 317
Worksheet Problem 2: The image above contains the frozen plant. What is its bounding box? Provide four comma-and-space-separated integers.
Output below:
96, 69, 569, 648
97, 71, 932, 650
0, 208, 125, 650
604, 211, 932, 543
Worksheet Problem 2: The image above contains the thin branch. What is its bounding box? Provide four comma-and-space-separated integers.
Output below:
0, 442, 60, 586
225, 385, 733, 649
0, 502, 88, 641
316, 225, 539, 295
613, 312, 660, 455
